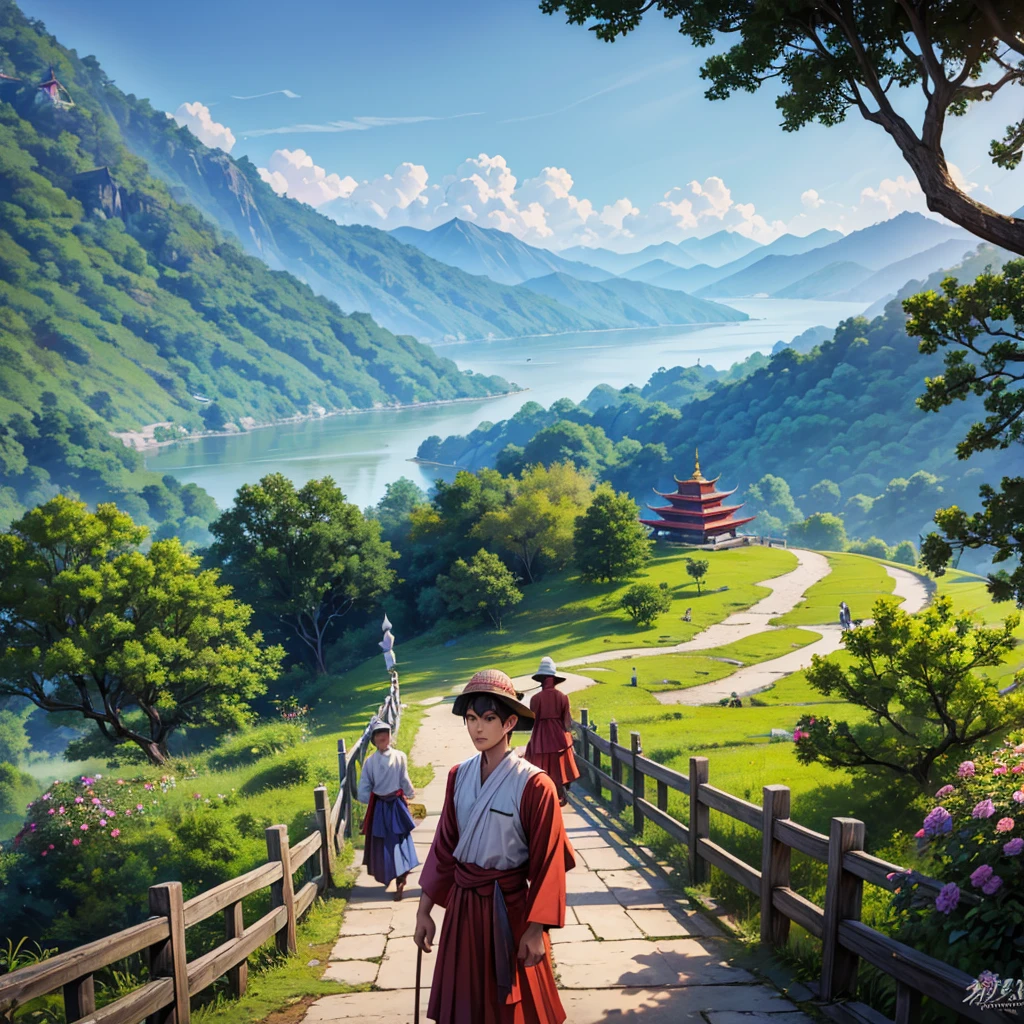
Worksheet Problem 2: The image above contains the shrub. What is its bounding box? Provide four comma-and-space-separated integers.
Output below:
847, 536, 891, 559
889, 736, 1024, 980
206, 722, 305, 771
621, 582, 672, 627
891, 540, 918, 566
240, 752, 331, 795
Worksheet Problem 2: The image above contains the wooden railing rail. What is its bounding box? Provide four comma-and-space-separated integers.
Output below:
571, 712, 1017, 1024
0, 671, 403, 1024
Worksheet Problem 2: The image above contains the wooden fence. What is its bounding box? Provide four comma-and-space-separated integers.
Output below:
574, 709, 1019, 1024
0, 671, 402, 1024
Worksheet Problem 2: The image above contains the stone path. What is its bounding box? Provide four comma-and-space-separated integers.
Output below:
305, 687, 817, 1023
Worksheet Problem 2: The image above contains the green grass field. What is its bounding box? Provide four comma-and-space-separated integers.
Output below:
773, 552, 897, 626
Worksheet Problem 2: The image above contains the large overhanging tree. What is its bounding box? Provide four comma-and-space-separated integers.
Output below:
0, 497, 282, 765
540, 0, 1024, 254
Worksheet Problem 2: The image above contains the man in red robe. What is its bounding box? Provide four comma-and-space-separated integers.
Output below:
414, 668, 575, 1024
523, 657, 580, 806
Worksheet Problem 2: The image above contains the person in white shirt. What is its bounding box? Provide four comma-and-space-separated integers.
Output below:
357, 718, 418, 900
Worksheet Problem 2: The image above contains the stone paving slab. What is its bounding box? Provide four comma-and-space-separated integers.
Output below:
573, 902, 645, 940
550, 923, 595, 944
329, 934, 386, 961
627, 907, 695, 937
321, 960, 379, 986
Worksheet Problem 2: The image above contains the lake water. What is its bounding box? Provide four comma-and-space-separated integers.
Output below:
148, 298, 867, 510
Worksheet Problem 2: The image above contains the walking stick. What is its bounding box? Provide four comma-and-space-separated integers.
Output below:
414, 945, 422, 1022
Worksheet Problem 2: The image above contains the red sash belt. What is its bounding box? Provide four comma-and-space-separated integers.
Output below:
360, 790, 407, 836
453, 861, 529, 1005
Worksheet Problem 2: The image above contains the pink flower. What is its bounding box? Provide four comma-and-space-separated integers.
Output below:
72, 838, 81, 846
958, 761, 976, 778
144, 783, 153, 791
74, 797, 83, 804
110, 829, 121, 838
137, 804, 144, 810
58, 806, 65, 815
91, 798, 101, 805
972, 799, 997, 819
42, 793, 51, 801
41, 850, 47, 857
192, 793, 202, 800
99, 819, 107, 827
994, 765, 1008, 776
1015, 791, 1024, 803
935, 784, 956, 798
49, 844, 54, 849
47, 809, 55, 816
1004, 838, 1024, 856
982, 875, 1003, 895
970, 864, 994, 887
117, 779, 125, 785
80, 824, 88, 832
914, 829, 925, 838
1012, 764, 1024, 774
125, 809, 132, 816
996, 817, 1015, 833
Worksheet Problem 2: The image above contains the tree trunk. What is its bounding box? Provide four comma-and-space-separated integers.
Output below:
888, 122, 1024, 255
140, 739, 168, 765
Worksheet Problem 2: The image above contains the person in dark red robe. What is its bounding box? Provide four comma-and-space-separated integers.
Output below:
414, 668, 575, 1024
523, 657, 580, 806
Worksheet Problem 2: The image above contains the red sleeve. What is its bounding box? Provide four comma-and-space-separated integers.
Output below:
521, 772, 575, 928
418, 765, 460, 908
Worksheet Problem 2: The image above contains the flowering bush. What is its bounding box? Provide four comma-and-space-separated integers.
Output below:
12, 773, 173, 858
889, 737, 1024, 976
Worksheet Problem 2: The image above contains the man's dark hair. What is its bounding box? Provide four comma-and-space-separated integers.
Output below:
453, 693, 531, 731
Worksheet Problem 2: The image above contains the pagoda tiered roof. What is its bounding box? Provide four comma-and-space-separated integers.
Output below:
639, 449, 755, 542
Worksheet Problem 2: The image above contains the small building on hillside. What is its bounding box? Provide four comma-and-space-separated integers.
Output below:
640, 450, 755, 544
72, 167, 122, 219
35, 66, 74, 109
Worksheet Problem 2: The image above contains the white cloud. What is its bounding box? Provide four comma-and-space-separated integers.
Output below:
231, 89, 301, 100
173, 101, 236, 153
256, 149, 356, 207
255, 146, 954, 251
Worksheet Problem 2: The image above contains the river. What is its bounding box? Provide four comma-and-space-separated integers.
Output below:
148, 298, 867, 510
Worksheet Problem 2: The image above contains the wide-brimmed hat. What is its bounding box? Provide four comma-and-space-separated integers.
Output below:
453, 669, 535, 728
531, 656, 566, 684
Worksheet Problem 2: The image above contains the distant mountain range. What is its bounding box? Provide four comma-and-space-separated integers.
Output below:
559, 230, 765, 274
697, 213, 971, 299
519, 273, 747, 328
390, 219, 609, 285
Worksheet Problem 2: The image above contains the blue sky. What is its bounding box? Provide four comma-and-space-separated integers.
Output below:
23, 0, 1022, 251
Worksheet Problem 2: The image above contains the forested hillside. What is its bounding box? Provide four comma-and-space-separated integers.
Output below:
418, 247, 1008, 545
0, 3, 510, 529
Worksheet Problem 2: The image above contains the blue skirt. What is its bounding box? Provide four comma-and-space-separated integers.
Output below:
363, 794, 419, 886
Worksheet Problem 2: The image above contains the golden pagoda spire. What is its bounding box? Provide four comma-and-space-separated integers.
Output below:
692, 447, 704, 480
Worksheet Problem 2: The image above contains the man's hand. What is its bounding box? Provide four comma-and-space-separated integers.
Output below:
517, 922, 546, 968
414, 910, 436, 953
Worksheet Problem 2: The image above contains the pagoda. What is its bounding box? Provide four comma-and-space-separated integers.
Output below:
36, 66, 74, 109
640, 449, 755, 544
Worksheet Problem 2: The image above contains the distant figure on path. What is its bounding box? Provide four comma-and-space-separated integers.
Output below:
839, 601, 852, 630
414, 669, 575, 1024
631, 666, 638, 687
683, 608, 692, 622
524, 657, 581, 806
728, 691, 743, 708
357, 718, 418, 900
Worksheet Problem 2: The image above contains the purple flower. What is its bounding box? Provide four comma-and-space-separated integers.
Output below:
982, 874, 1003, 895
935, 882, 960, 913
970, 864, 994, 887
1003, 837, 1024, 856
922, 806, 953, 836
958, 761, 976, 778
935, 784, 956, 798
972, 799, 997, 819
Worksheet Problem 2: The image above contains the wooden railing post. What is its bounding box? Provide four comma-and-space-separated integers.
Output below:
591, 723, 601, 797
760, 784, 792, 948
314, 785, 336, 889
265, 825, 298, 955
895, 981, 922, 1024
820, 817, 865, 1001
337, 737, 347, 790
147, 882, 190, 1024
657, 779, 669, 813
688, 756, 710, 885
224, 900, 247, 998
62, 976, 96, 1023
609, 721, 623, 815
579, 710, 590, 782
630, 732, 644, 836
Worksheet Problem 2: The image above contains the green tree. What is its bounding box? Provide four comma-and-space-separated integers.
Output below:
436, 549, 522, 630
685, 557, 710, 594
891, 540, 919, 566
365, 477, 427, 545
541, 1, 1024, 254
788, 512, 848, 551
207, 474, 397, 675
521, 420, 616, 475
574, 485, 651, 582
794, 596, 1023, 786
621, 581, 672, 628
0, 709, 29, 765
807, 480, 841, 514
908, 260, 1024, 604
847, 537, 891, 559
746, 475, 803, 535
474, 463, 593, 582
0, 497, 281, 765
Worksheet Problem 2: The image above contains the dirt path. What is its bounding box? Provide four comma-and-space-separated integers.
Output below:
304, 685, 815, 1022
